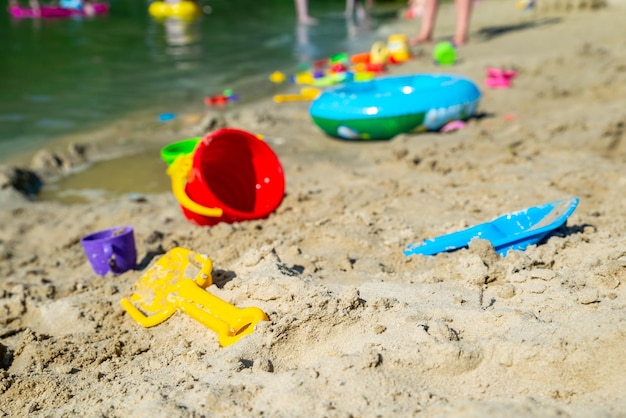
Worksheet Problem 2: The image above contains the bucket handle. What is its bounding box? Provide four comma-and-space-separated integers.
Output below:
166, 154, 224, 218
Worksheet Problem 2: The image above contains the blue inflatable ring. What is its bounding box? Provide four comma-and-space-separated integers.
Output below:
309, 73, 481, 140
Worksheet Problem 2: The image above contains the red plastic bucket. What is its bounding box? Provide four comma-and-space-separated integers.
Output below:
172, 128, 285, 226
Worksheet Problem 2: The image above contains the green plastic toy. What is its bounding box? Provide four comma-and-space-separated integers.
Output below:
433, 41, 456, 66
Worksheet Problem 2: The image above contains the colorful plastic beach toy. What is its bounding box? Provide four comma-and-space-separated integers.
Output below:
433, 41, 456, 66
273, 87, 321, 103
486, 68, 518, 79
369, 41, 389, 65
387, 34, 411, 63
148, 0, 201, 19
160, 137, 201, 166
310, 73, 481, 140
485, 67, 517, 89
269, 71, 287, 84
166, 128, 285, 226
9, 2, 109, 18
120, 247, 269, 347
158, 112, 176, 122
440, 120, 466, 133
204, 89, 238, 106
81, 226, 137, 276
404, 197, 579, 257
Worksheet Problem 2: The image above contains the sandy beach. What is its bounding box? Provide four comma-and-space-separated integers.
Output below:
1, 0, 626, 416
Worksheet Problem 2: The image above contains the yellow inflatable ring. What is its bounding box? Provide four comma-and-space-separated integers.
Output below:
148, 1, 201, 19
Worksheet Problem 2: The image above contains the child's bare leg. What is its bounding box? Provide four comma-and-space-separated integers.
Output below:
453, 0, 472, 45
84, 0, 95, 16
295, 0, 318, 24
411, 0, 439, 45
29, 0, 41, 15
345, 0, 354, 15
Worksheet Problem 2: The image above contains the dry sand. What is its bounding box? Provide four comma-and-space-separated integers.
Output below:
1, 0, 626, 416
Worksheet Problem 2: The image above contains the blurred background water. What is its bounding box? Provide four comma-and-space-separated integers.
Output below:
0, 0, 403, 162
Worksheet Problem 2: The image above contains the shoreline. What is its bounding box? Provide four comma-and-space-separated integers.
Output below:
1, 1, 626, 416
0, 0, 594, 203
0, 1, 409, 183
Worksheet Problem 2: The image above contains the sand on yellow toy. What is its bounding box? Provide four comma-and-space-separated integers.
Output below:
120, 247, 269, 347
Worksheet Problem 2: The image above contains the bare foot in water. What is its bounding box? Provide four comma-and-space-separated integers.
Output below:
295, 0, 318, 25
298, 15, 319, 25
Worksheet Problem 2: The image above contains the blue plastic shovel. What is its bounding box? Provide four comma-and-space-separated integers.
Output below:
404, 197, 579, 257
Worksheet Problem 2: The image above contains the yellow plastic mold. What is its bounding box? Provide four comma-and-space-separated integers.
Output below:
120, 247, 269, 347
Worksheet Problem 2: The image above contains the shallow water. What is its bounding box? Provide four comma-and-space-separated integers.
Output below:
0, 0, 401, 162
37, 151, 171, 203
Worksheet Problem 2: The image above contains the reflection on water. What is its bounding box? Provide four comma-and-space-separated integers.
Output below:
164, 18, 200, 59
295, 23, 316, 64
294, 4, 375, 66
346, 2, 375, 39
156, 15, 203, 70
294, 3, 380, 65
0, 0, 394, 160
0, 0, 402, 188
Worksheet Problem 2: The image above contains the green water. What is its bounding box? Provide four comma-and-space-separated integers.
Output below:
0, 0, 402, 161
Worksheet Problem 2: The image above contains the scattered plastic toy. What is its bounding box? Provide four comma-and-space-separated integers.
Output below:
160, 137, 201, 166
269, 71, 287, 84
167, 128, 285, 226
485, 67, 517, 89
502, 113, 518, 121
120, 247, 269, 347
369, 41, 390, 65
148, 0, 201, 19
329, 52, 349, 65
312, 72, 349, 87
440, 120, 467, 133
350, 52, 371, 65
290, 71, 315, 85
273, 87, 321, 103
158, 113, 176, 122
312, 58, 329, 69
204, 89, 238, 106
516, 0, 535, 10
387, 34, 411, 63
310, 73, 480, 140
433, 41, 456, 66
9, 1, 109, 18
81, 226, 137, 276
404, 197, 579, 257
270, 37, 413, 93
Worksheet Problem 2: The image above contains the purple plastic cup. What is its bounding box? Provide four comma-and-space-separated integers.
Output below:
81, 226, 137, 276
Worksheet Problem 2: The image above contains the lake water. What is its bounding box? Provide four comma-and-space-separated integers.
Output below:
0, 0, 403, 162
